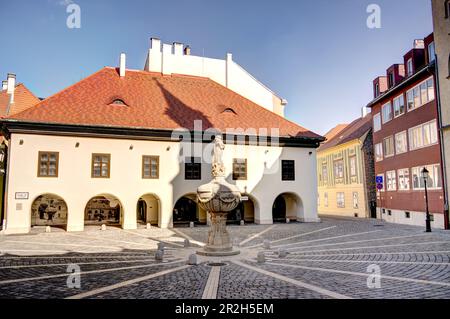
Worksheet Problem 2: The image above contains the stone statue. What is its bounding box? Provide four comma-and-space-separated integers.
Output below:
212, 136, 225, 177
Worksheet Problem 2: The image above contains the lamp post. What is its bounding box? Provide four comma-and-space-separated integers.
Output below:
422, 167, 432, 233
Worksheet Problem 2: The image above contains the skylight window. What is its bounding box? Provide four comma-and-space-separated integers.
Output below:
110, 99, 127, 106
222, 107, 236, 114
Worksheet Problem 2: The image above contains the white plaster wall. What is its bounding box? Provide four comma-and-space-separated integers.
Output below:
377, 208, 445, 229
4, 133, 319, 234
145, 44, 283, 115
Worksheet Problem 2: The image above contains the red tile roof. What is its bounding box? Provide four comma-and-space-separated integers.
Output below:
0, 84, 40, 117
318, 115, 372, 152
323, 124, 349, 142
5, 67, 322, 140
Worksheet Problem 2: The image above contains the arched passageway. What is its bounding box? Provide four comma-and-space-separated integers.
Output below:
31, 194, 68, 229
84, 195, 123, 226
272, 193, 303, 223
227, 197, 255, 224
137, 194, 160, 226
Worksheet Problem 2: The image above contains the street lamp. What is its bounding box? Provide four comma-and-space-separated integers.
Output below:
421, 167, 432, 233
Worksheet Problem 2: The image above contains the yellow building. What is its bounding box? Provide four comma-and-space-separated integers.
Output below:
317, 114, 375, 218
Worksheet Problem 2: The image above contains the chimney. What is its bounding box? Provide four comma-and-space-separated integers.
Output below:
119, 53, 126, 77
150, 37, 161, 51
413, 39, 424, 49
184, 45, 191, 55
7, 73, 15, 95
361, 106, 370, 118
1, 80, 7, 91
225, 53, 233, 88
173, 42, 183, 55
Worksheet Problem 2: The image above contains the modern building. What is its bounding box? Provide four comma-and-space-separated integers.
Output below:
317, 113, 375, 218
0, 39, 324, 234
431, 0, 450, 230
366, 33, 448, 229
0, 73, 40, 227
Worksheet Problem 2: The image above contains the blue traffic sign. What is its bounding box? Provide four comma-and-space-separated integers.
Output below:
376, 176, 383, 184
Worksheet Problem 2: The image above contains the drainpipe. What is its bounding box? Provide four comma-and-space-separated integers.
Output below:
432, 60, 450, 230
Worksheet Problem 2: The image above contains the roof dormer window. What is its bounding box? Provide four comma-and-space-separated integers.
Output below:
110, 98, 127, 106
222, 107, 236, 114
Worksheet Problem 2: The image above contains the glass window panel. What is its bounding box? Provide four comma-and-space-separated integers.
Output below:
420, 82, 428, 105
427, 78, 435, 101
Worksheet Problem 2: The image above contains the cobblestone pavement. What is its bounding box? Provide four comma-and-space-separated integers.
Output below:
1, 216, 450, 299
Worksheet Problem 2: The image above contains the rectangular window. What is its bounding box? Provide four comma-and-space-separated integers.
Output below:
321, 165, 328, 183
337, 192, 345, 208
349, 156, 357, 177
324, 193, 328, 207
382, 102, 392, 124
142, 156, 159, 179
375, 143, 383, 162
373, 113, 381, 132
408, 120, 438, 150
398, 168, 410, 191
92, 154, 110, 178
428, 42, 435, 62
386, 170, 397, 191
383, 136, 395, 157
38, 152, 59, 177
405, 211, 411, 219
233, 158, 247, 180
395, 131, 408, 154
352, 192, 358, 209
393, 94, 405, 118
388, 72, 394, 88
282, 160, 295, 181
185, 157, 201, 180
412, 164, 442, 190
334, 160, 344, 180
407, 58, 413, 76
406, 76, 435, 111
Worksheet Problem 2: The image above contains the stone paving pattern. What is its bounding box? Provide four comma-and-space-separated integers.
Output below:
0, 216, 450, 299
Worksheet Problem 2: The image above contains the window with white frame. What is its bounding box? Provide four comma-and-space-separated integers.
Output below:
393, 94, 405, 118
352, 192, 358, 209
386, 170, 397, 191
398, 168, 410, 191
321, 164, 328, 183
406, 77, 435, 111
382, 102, 392, 124
428, 42, 435, 63
350, 156, 357, 177
373, 113, 381, 132
375, 143, 383, 162
395, 131, 408, 154
324, 192, 328, 207
383, 136, 395, 157
334, 160, 344, 180
408, 120, 438, 150
337, 192, 345, 208
412, 164, 442, 190
407, 58, 413, 76
377, 173, 385, 192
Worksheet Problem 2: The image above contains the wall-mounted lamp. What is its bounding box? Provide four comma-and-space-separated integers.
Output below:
75, 142, 80, 148
309, 152, 313, 156
166, 146, 171, 151
265, 150, 269, 154
129, 145, 134, 150
19, 139, 24, 145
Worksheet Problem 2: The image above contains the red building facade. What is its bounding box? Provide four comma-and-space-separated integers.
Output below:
367, 33, 447, 229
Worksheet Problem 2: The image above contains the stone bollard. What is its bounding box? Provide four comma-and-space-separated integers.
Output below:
187, 254, 197, 265
146, 223, 151, 230
155, 250, 164, 261
184, 239, 190, 248
157, 242, 165, 251
45, 226, 51, 233
278, 249, 288, 258
189, 221, 194, 228
257, 251, 265, 264
286, 218, 290, 224
240, 220, 245, 226
263, 239, 271, 249
101, 224, 106, 231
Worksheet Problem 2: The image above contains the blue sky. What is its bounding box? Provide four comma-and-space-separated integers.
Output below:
0, 0, 433, 135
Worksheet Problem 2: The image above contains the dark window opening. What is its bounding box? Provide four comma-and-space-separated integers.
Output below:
232, 158, 247, 180
405, 211, 410, 219
445, 0, 450, 18
388, 210, 392, 216
185, 157, 201, 180
281, 160, 295, 181
388, 72, 394, 88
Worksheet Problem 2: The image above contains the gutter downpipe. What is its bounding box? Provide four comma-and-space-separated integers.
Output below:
432, 58, 450, 230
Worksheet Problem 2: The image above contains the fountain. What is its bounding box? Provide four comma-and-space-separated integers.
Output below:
196, 136, 241, 256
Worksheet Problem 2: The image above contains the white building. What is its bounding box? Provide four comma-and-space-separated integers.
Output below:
1, 39, 324, 234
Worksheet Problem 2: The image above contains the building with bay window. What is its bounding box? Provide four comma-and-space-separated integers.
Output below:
367, 33, 447, 229
0, 39, 324, 234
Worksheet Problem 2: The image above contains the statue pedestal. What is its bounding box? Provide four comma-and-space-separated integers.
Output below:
197, 212, 240, 256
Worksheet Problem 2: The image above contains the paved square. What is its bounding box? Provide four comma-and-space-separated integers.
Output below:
1, 216, 450, 299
